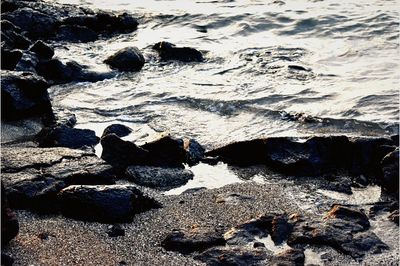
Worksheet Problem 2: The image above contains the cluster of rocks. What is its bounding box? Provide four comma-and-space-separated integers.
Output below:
161, 205, 389, 265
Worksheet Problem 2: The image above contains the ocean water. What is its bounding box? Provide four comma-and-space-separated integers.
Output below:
49, 0, 399, 148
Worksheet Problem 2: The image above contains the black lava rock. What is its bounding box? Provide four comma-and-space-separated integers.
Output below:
101, 124, 133, 138
107, 224, 125, 237
104, 47, 145, 72
29, 40, 54, 59
1, 184, 19, 246
152, 41, 204, 62
1, 48, 22, 70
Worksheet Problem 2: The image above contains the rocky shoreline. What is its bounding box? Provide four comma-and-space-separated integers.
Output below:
1, 0, 399, 265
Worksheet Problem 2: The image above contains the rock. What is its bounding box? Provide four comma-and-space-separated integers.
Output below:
380, 148, 399, 193
185, 138, 205, 166
1, 70, 53, 121
341, 232, 389, 258
125, 165, 193, 189
52, 109, 77, 128
1, 184, 19, 246
58, 184, 160, 223
194, 246, 269, 265
253, 242, 265, 248
388, 210, 399, 225
56, 25, 97, 43
1, 253, 14, 266
3, 8, 57, 39
141, 136, 187, 168
1, 48, 22, 70
29, 40, 54, 59
161, 228, 226, 254
152, 41, 204, 62
36, 125, 99, 149
104, 47, 145, 72
288, 65, 310, 72
101, 124, 132, 138
15, 51, 39, 73
36, 59, 114, 84
271, 214, 292, 245
1, 20, 32, 50
271, 248, 305, 266
1, 147, 115, 212
325, 205, 370, 230
101, 134, 149, 172
107, 224, 125, 237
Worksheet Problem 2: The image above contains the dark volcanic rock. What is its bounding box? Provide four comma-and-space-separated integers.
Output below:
1, 147, 115, 212
15, 51, 39, 73
36, 125, 99, 149
1, 48, 22, 70
162, 228, 226, 254
152, 41, 204, 62
271, 214, 292, 245
1, 253, 14, 266
101, 134, 149, 172
125, 166, 194, 189
1, 20, 32, 50
141, 136, 187, 168
107, 224, 125, 237
194, 246, 269, 265
325, 205, 370, 230
101, 124, 133, 138
185, 138, 206, 166
58, 184, 160, 223
271, 248, 305, 266
104, 47, 145, 72
56, 25, 97, 43
380, 148, 399, 193
1, 70, 53, 121
29, 40, 54, 60
1, 184, 19, 246
388, 210, 399, 225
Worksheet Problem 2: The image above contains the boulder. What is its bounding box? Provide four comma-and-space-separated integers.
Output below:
101, 134, 149, 171
380, 148, 399, 193
162, 228, 226, 254
29, 40, 54, 60
101, 124, 132, 138
1, 48, 22, 70
36, 125, 99, 149
1, 70, 53, 121
1, 147, 115, 212
1, 20, 32, 50
325, 205, 370, 230
1, 184, 19, 246
56, 25, 97, 43
58, 184, 160, 223
15, 51, 39, 73
185, 138, 205, 166
152, 41, 204, 62
125, 165, 194, 189
104, 47, 145, 72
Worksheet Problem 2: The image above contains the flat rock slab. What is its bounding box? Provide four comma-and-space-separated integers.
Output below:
58, 184, 161, 223
1, 147, 115, 212
125, 165, 194, 190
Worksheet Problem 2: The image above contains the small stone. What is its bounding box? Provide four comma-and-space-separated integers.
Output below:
107, 224, 125, 237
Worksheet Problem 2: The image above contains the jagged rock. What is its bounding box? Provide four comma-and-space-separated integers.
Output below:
162, 228, 226, 254
29, 40, 54, 60
101, 124, 132, 138
194, 246, 269, 265
1, 48, 22, 70
1, 147, 115, 212
152, 41, 204, 62
104, 47, 145, 72
325, 205, 370, 230
101, 134, 149, 171
58, 184, 160, 223
271, 248, 305, 266
185, 138, 205, 166
271, 214, 292, 245
380, 148, 399, 193
1, 184, 19, 246
125, 165, 193, 189
1, 70, 53, 121
36, 125, 99, 149
1, 20, 32, 50
56, 24, 97, 43
15, 51, 39, 73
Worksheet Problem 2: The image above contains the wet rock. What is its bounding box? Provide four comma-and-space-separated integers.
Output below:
271, 214, 292, 245
52, 109, 77, 128
1, 184, 19, 246
388, 210, 399, 225
369, 201, 398, 217
36, 59, 113, 84
101, 134, 149, 172
58, 184, 160, 223
141, 136, 187, 168
152, 41, 204, 62
391, 134, 399, 146
325, 205, 370, 230
341, 232, 388, 258
56, 25, 97, 43
1, 48, 22, 70
162, 228, 226, 254
271, 248, 305, 266
15, 51, 39, 73
380, 148, 399, 193
104, 47, 145, 72
1, 147, 115, 212
29, 40, 54, 60
185, 138, 205, 166
125, 165, 193, 189
101, 124, 133, 138
1, 20, 32, 50
194, 246, 269, 265
107, 224, 125, 237
1, 70, 53, 121
36, 125, 99, 149
1, 253, 14, 266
